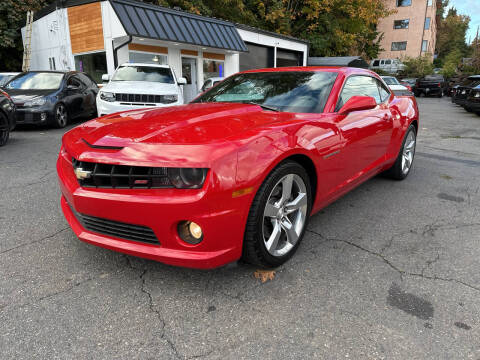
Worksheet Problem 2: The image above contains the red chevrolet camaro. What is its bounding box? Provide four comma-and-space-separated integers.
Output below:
57, 67, 419, 269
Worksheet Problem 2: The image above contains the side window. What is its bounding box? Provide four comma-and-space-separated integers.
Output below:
373, 60, 380, 66
385, 60, 392, 65
79, 73, 98, 89
376, 79, 391, 103
336, 76, 381, 112
67, 76, 83, 89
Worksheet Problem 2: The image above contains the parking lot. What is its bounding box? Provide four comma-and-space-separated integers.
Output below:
1, 97, 479, 359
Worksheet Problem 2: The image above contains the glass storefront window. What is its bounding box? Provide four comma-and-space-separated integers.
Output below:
74, 52, 107, 84
203, 59, 224, 82
129, 51, 167, 65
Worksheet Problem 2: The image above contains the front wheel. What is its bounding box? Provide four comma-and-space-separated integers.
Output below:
242, 161, 312, 268
0, 113, 10, 146
384, 125, 417, 180
53, 103, 68, 128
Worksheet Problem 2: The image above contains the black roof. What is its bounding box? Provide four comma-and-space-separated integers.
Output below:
33, 0, 307, 52
110, 0, 247, 52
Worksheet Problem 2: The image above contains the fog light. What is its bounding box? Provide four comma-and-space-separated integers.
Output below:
178, 221, 203, 244
40, 113, 47, 121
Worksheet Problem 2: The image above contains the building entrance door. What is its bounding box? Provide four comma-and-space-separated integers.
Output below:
181, 57, 197, 103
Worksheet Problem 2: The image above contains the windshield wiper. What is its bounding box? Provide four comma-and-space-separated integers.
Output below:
244, 101, 280, 112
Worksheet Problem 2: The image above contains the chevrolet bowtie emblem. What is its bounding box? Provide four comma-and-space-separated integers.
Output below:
74, 167, 92, 180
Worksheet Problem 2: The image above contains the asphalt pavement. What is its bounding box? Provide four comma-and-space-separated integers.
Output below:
1, 98, 479, 359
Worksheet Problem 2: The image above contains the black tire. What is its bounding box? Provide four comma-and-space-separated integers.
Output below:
437, 91, 444, 98
52, 103, 68, 128
464, 107, 473, 113
0, 112, 10, 146
242, 160, 312, 268
384, 125, 417, 180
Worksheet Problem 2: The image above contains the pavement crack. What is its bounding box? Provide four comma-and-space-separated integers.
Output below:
307, 230, 480, 293
0, 227, 70, 255
421, 253, 440, 276
124, 255, 181, 359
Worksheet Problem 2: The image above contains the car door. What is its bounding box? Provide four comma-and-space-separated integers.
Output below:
78, 73, 99, 116
64, 75, 85, 118
333, 75, 394, 185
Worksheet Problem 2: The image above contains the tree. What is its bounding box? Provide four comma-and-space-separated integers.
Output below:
0, 0, 49, 71
401, 54, 434, 78
435, 7, 470, 66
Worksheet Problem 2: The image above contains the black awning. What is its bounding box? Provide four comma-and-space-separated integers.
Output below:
110, 0, 248, 52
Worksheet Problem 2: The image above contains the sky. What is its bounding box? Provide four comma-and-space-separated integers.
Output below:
448, 0, 480, 43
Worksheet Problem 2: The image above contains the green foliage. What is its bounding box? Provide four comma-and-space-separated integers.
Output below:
400, 54, 435, 78
0, 0, 48, 71
441, 48, 462, 78
435, 6, 471, 66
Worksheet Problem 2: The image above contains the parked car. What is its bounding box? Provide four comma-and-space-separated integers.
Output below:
200, 77, 224, 93
0, 89, 16, 146
58, 67, 419, 269
400, 78, 417, 93
465, 85, 480, 115
415, 75, 446, 97
97, 63, 186, 116
451, 75, 480, 110
0, 72, 20, 87
370, 59, 405, 74
381, 76, 413, 96
4, 71, 98, 128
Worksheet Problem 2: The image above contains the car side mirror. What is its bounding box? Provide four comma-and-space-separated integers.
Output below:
177, 77, 187, 85
67, 85, 80, 91
339, 96, 377, 115
102, 74, 110, 82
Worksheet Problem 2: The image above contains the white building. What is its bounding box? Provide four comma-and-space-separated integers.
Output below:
23, 0, 308, 102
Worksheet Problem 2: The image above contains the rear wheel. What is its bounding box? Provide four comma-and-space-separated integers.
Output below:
242, 161, 312, 268
0, 113, 10, 146
53, 103, 68, 128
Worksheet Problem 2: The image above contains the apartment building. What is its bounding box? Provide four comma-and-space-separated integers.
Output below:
376, 0, 437, 60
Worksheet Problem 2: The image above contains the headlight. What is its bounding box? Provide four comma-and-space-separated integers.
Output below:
475, 92, 480, 98
168, 168, 208, 189
100, 91, 115, 102
161, 94, 178, 104
24, 97, 46, 107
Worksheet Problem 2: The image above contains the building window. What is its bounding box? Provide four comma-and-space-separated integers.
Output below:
391, 41, 407, 51
396, 0, 411, 6
422, 40, 428, 52
48, 57, 56, 70
74, 52, 107, 84
425, 17, 431, 30
129, 51, 167, 65
203, 59, 224, 82
427, 0, 432, 5
394, 19, 410, 29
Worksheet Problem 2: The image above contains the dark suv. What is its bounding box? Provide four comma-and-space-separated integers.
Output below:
415, 75, 447, 97
451, 75, 480, 110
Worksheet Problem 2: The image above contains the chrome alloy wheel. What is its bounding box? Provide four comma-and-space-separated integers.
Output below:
56, 104, 67, 127
401, 130, 416, 175
262, 174, 308, 257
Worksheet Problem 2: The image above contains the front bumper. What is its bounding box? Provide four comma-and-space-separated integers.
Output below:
96, 98, 183, 117
14, 105, 54, 124
57, 150, 251, 269
465, 99, 480, 112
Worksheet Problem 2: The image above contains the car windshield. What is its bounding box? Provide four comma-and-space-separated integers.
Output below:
425, 75, 444, 81
193, 71, 338, 113
5, 72, 64, 90
383, 77, 400, 85
111, 66, 174, 84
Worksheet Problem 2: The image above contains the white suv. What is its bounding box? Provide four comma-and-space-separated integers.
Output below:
97, 63, 186, 116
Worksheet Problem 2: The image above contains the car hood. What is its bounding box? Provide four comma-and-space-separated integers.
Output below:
5, 89, 54, 104
63, 102, 294, 167
101, 81, 179, 95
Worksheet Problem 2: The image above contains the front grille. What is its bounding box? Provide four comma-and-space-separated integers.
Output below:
72, 158, 173, 189
76, 211, 159, 245
114, 93, 176, 104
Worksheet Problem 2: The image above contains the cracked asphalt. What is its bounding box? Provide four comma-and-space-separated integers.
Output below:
1, 98, 479, 359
